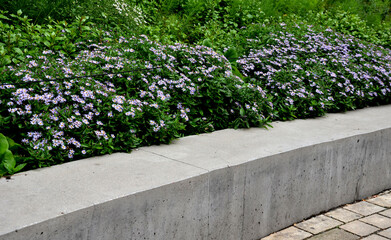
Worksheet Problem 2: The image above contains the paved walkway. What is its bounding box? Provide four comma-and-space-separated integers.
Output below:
262, 190, 391, 240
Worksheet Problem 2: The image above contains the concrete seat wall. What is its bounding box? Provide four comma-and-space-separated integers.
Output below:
1, 105, 391, 240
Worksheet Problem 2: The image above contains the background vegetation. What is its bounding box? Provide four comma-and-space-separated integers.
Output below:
1, 0, 390, 69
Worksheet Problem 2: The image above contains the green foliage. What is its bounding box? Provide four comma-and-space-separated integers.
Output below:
0, 133, 26, 177
0, 0, 75, 24
1, 0, 390, 50
143, 14, 189, 44
0, 10, 116, 70
137, 0, 390, 49
257, 0, 324, 16
323, 0, 391, 27
71, 0, 147, 32
309, 10, 391, 47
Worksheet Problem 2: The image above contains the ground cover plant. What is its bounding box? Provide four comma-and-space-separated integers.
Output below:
1, 25, 391, 175
0, 35, 272, 172
0, 1, 391, 176
236, 22, 391, 120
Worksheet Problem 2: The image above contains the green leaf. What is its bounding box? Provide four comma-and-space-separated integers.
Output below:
224, 47, 238, 63
0, 14, 10, 20
202, 39, 213, 48
17, 10, 22, 16
13, 163, 26, 173
13, 47, 23, 55
82, 26, 91, 31
2, 56, 11, 65
6, 137, 16, 148
0, 133, 9, 156
3, 150, 16, 172
43, 41, 51, 47
6, 137, 21, 151
239, 107, 245, 116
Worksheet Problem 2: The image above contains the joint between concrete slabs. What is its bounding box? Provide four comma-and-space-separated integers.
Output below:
241, 166, 248, 240
140, 148, 211, 172
141, 145, 216, 240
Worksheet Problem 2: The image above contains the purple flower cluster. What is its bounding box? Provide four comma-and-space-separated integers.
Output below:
237, 24, 391, 119
1, 35, 266, 165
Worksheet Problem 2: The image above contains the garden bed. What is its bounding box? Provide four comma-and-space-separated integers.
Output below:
1, 24, 391, 176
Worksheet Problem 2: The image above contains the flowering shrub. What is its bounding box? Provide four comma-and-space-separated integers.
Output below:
70, 0, 147, 32
0, 35, 270, 170
237, 23, 391, 120
112, 0, 146, 26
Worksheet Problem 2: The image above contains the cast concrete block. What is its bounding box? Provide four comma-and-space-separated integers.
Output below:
0, 151, 208, 240
1, 105, 391, 240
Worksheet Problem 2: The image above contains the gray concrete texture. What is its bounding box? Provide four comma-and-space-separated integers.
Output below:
1, 105, 391, 240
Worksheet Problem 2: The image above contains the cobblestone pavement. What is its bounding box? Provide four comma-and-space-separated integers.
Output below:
262, 190, 391, 240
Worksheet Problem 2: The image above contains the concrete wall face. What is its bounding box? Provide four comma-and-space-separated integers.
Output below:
207, 165, 246, 240
242, 130, 391, 240
86, 176, 210, 240
1, 106, 391, 240
1, 176, 210, 240
242, 138, 358, 239
0, 206, 95, 240
358, 129, 391, 199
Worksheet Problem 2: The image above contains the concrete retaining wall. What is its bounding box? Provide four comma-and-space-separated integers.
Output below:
1, 105, 391, 240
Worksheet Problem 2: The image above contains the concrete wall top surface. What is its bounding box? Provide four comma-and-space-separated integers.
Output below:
1, 105, 391, 237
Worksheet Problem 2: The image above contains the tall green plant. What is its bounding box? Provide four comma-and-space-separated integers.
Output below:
0, 0, 75, 23
0, 10, 113, 69
73, 0, 147, 31
0, 133, 26, 177
323, 0, 391, 27
256, 0, 324, 17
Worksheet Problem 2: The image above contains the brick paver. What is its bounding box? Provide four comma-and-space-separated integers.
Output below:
306, 228, 359, 240
361, 234, 389, 240
344, 201, 385, 216
378, 227, 391, 238
295, 215, 342, 234
325, 208, 362, 223
379, 209, 391, 218
360, 214, 391, 229
261, 190, 391, 240
261, 226, 312, 240
368, 193, 391, 208
340, 220, 379, 237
